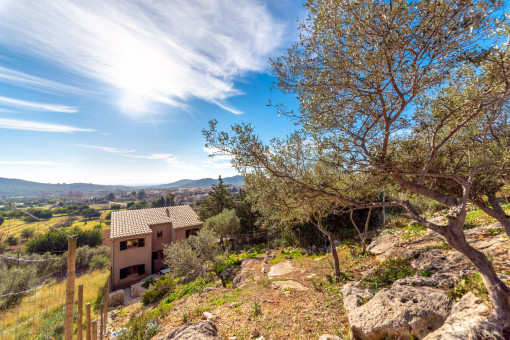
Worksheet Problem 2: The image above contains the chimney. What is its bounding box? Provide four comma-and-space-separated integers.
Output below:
166, 207, 170, 217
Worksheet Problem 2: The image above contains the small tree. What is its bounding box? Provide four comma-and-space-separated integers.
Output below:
198, 176, 234, 221
164, 228, 229, 287
203, 209, 240, 244
6, 235, 19, 247
21, 227, 35, 240
106, 193, 115, 201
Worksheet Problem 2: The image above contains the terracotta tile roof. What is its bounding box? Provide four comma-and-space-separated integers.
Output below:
110, 205, 202, 240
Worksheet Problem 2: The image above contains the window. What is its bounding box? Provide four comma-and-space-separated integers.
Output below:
157, 230, 163, 239
119, 264, 145, 279
158, 250, 164, 258
185, 228, 199, 238
120, 238, 145, 251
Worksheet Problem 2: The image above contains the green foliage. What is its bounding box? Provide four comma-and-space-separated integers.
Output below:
36, 307, 66, 340
198, 176, 234, 221
6, 235, 19, 246
0, 263, 37, 308
141, 276, 176, 305
203, 208, 240, 242
448, 272, 488, 302
25, 227, 103, 254
21, 227, 35, 239
486, 227, 504, 235
361, 258, 416, 292
151, 194, 175, 208
89, 254, 109, 271
250, 299, 262, 317
0, 215, 3, 226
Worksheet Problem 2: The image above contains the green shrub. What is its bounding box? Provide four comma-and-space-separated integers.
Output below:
21, 227, 35, 239
0, 264, 37, 308
90, 254, 109, 271
6, 235, 19, 246
361, 258, 416, 292
141, 276, 176, 305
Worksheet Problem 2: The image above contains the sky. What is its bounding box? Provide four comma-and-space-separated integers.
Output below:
0, 0, 304, 185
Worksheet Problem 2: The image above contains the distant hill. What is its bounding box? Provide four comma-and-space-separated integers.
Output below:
151, 175, 244, 189
0, 175, 245, 197
0, 177, 127, 197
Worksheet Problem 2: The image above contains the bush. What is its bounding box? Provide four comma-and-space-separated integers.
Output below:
0, 264, 37, 308
89, 254, 109, 270
141, 276, 176, 305
26, 227, 103, 254
6, 235, 19, 246
21, 227, 35, 239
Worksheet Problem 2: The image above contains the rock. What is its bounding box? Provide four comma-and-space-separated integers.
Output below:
341, 283, 372, 313
343, 284, 451, 340
250, 329, 260, 338
394, 276, 439, 287
109, 289, 124, 307
411, 249, 472, 288
162, 320, 221, 340
268, 261, 297, 278
271, 280, 308, 291
232, 257, 263, 288
130, 281, 146, 298
319, 335, 341, 340
202, 312, 219, 322
261, 262, 269, 274
254, 337, 265, 340
203, 287, 218, 293
423, 293, 504, 340
229, 337, 238, 340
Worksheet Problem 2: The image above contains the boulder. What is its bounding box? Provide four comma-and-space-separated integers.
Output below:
423, 293, 504, 340
202, 312, 219, 322
162, 320, 221, 340
271, 280, 308, 291
109, 289, 124, 307
232, 257, 263, 288
130, 281, 146, 298
318, 335, 341, 340
411, 249, 472, 288
343, 284, 451, 340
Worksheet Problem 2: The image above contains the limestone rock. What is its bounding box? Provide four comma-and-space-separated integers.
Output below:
109, 289, 124, 307
271, 280, 308, 291
268, 261, 297, 278
130, 281, 146, 298
232, 257, 263, 288
343, 284, 451, 340
423, 293, 504, 340
411, 249, 472, 288
202, 312, 219, 322
162, 320, 221, 340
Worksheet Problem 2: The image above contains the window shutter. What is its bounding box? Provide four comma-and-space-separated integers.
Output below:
138, 264, 145, 275
120, 241, 127, 251
120, 267, 127, 279
138, 238, 145, 247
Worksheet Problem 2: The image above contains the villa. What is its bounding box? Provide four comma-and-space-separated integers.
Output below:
110, 205, 202, 289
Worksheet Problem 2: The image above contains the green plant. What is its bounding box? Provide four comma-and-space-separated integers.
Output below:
142, 277, 155, 289
21, 227, 35, 239
6, 235, 19, 246
448, 272, 488, 302
250, 299, 262, 317
89, 254, 109, 271
181, 312, 189, 323
141, 276, 176, 305
485, 227, 504, 235
361, 258, 416, 292
420, 269, 434, 277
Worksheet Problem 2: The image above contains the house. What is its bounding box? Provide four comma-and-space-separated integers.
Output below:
110, 205, 202, 289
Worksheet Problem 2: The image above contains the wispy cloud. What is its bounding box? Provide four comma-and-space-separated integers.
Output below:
73, 144, 135, 154
203, 146, 232, 161
0, 96, 77, 113
0, 118, 94, 133
0, 160, 72, 166
0, 0, 285, 116
0, 66, 86, 95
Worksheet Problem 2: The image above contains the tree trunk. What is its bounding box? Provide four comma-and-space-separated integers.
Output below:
327, 234, 341, 280
441, 220, 510, 324
475, 195, 510, 237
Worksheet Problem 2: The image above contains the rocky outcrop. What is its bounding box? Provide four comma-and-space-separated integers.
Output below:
342, 283, 451, 339
268, 261, 297, 278
411, 249, 472, 288
160, 320, 221, 340
109, 289, 124, 307
423, 293, 504, 340
130, 281, 146, 298
232, 257, 263, 288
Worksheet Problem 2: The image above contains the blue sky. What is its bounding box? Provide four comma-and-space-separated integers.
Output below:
0, 0, 303, 185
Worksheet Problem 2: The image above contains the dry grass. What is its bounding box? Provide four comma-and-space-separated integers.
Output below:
1, 269, 109, 339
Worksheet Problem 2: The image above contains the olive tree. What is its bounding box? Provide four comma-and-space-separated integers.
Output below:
204, 0, 510, 326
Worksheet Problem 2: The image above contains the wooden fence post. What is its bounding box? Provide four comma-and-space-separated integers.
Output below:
99, 304, 103, 340
103, 276, 110, 337
86, 303, 91, 340
77, 284, 84, 340
65, 235, 78, 340
91, 320, 97, 340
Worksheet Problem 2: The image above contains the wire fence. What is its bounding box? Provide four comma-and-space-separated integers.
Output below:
0, 198, 111, 340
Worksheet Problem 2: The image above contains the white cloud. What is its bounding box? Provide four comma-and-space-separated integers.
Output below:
0, 118, 94, 133
0, 160, 72, 166
0, 0, 286, 116
0, 66, 86, 95
203, 146, 233, 161
0, 95, 77, 113
73, 144, 135, 154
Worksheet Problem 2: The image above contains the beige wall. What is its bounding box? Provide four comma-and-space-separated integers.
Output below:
111, 234, 152, 289
151, 223, 173, 251
174, 225, 202, 241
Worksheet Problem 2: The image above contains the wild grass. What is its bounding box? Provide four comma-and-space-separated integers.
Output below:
1, 269, 109, 339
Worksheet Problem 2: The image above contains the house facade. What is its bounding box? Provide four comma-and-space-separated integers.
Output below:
110, 205, 202, 290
